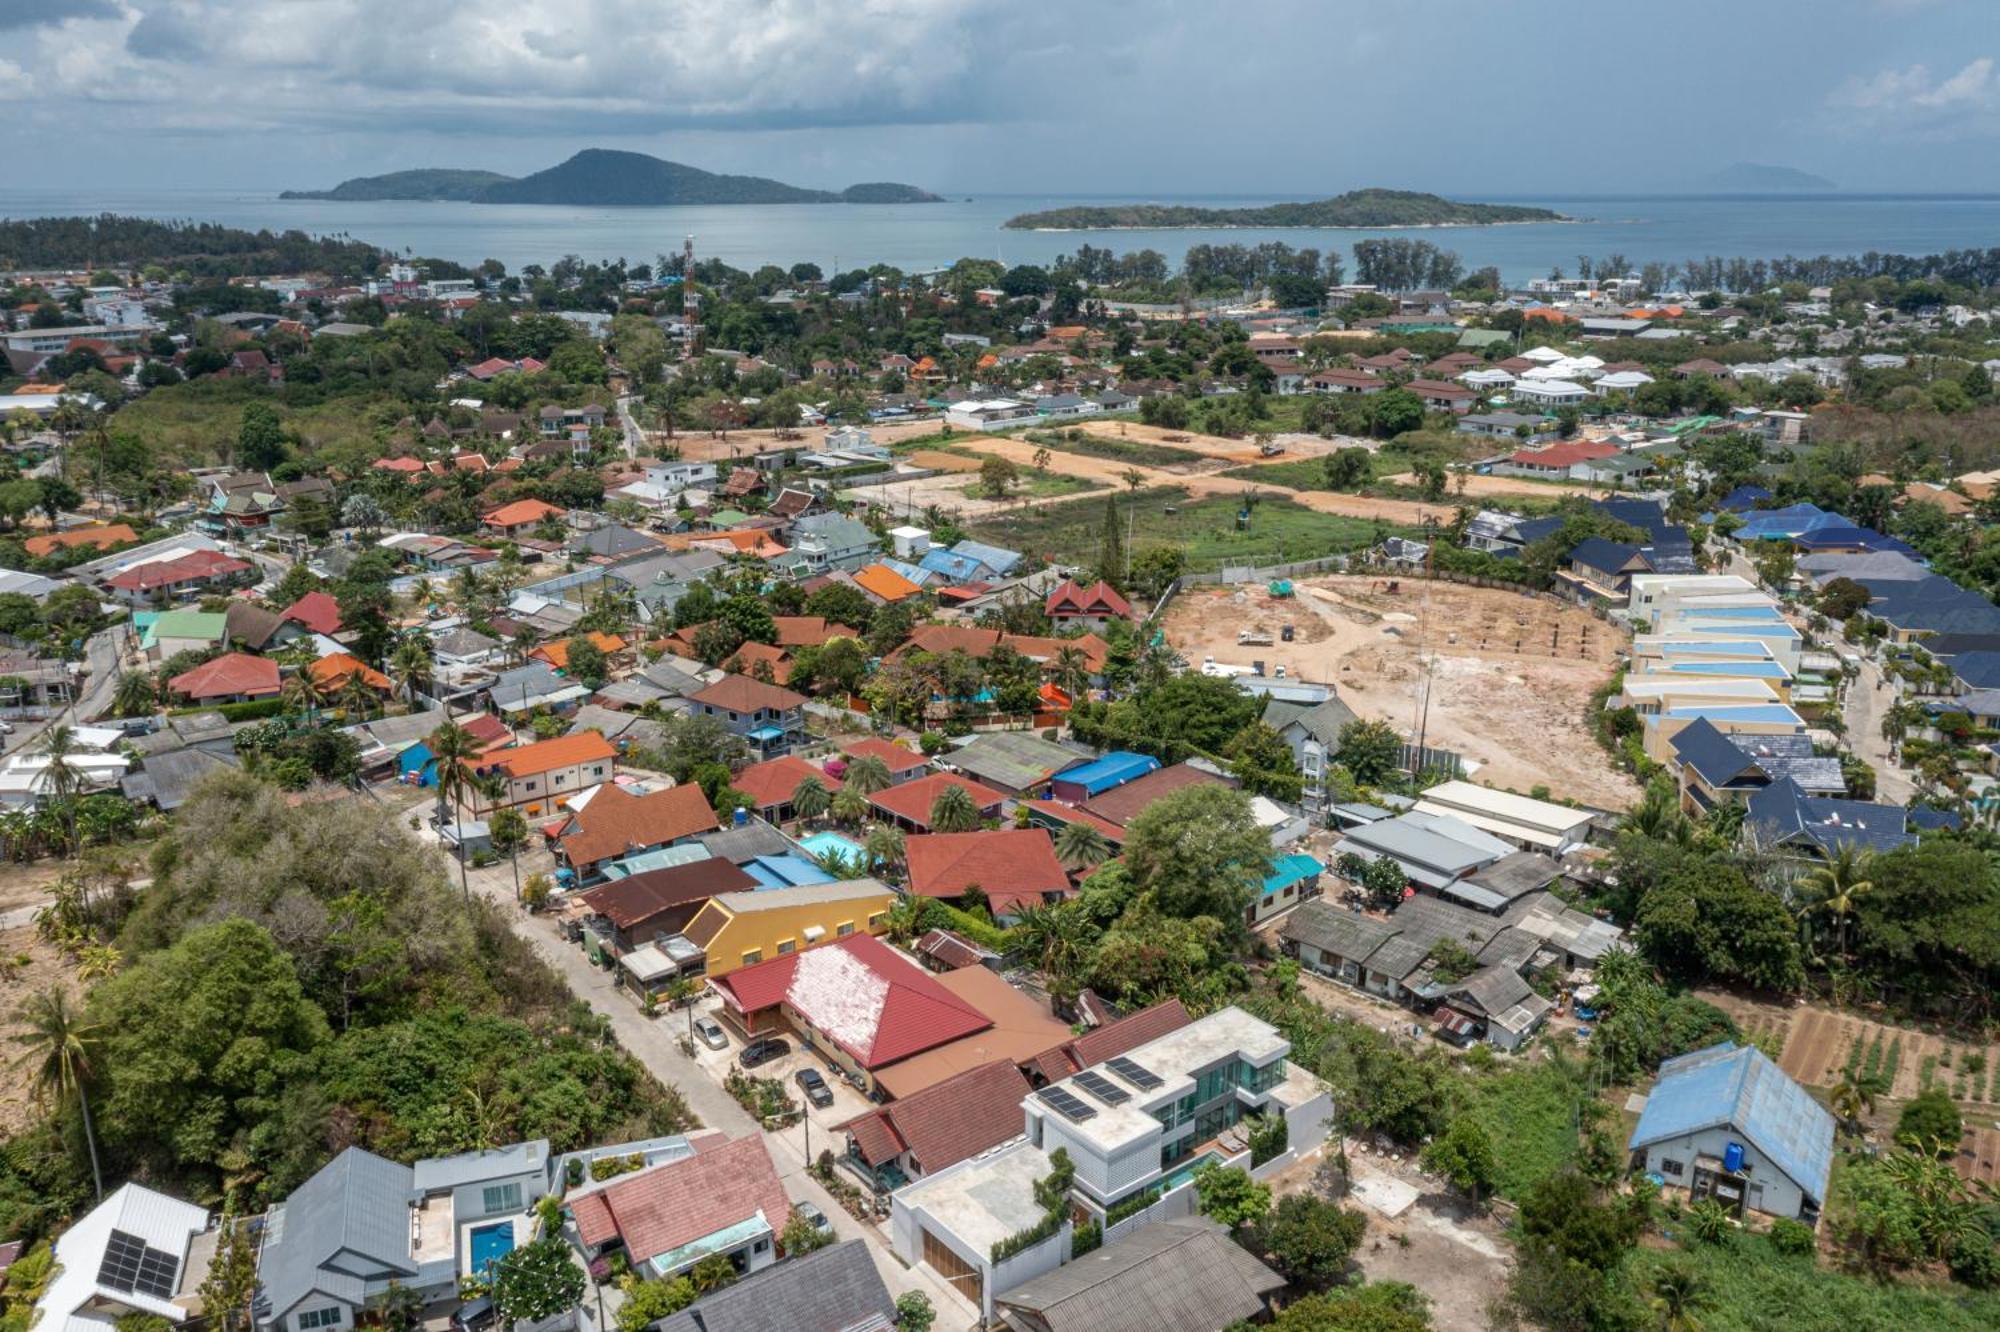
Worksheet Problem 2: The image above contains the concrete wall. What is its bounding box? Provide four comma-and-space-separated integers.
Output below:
1637, 1129, 1812, 1222
1100, 1181, 1196, 1247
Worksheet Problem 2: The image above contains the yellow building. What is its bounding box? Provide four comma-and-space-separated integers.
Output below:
683, 879, 897, 980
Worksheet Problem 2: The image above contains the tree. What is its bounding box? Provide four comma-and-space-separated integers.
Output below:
790, 775, 831, 824
1370, 388, 1425, 438
1646, 1260, 1711, 1332
389, 636, 436, 707
928, 783, 981, 832
1421, 1116, 1498, 1205
561, 636, 609, 688
780, 1208, 833, 1258
425, 721, 483, 902
1122, 784, 1271, 938
843, 754, 894, 794
35, 724, 85, 858
1224, 721, 1305, 801
978, 455, 1019, 498
1192, 1161, 1270, 1232
112, 669, 156, 719
864, 825, 905, 873
830, 785, 869, 826
614, 1278, 696, 1332
1322, 447, 1372, 491
198, 1211, 262, 1332
1096, 493, 1125, 590
1795, 843, 1873, 965
490, 1235, 584, 1329
1336, 718, 1402, 785
1251, 1192, 1365, 1290
489, 807, 529, 901
1266, 1283, 1434, 1332
1054, 819, 1112, 870
11, 987, 104, 1198
892, 1291, 936, 1332
238, 403, 287, 471
1895, 1087, 1962, 1156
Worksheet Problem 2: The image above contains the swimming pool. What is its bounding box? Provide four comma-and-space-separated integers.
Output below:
796, 831, 865, 863
469, 1222, 515, 1277
1163, 1150, 1225, 1194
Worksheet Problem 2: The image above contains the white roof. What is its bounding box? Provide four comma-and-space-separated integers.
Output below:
1460, 369, 1516, 385
1413, 780, 1594, 849
1519, 345, 1567, 363
37, 1183, 209, 1332
1516, 380, 1589, 398
1597, 371, 1656, 389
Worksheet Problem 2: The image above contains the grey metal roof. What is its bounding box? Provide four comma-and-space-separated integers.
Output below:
948, 730, 1088, 791
1503, 891, 1624, 961
1449, 964, 1534, 1017
697, 822, 795, 865
994, 1217, 1282, 1332
1284, 695, 1360, 746
410, 1139, 549, 1194
1453, 850, 1563, 908
257, 1147, 414, 1320
125, 747, 238, 811
653, 1239, 892, 1332
1280, 900, 1397, 964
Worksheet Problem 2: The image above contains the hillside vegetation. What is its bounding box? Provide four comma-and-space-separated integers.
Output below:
1004, 188, 1566, 230
281, 168, 517, 201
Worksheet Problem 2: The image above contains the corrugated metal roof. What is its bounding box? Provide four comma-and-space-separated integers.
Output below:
1628, 1041, 1834, 1204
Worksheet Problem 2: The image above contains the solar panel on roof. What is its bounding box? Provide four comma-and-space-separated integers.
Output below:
98, 1230, 180, 1300
1073, 1070, 1130, 1105
1106, 1055, 1163, 1090
1038, 1086, 1097, 1123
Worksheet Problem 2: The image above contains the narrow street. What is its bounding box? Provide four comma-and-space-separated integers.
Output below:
1843, 656, 1916, 805
449, 846, 980, 1329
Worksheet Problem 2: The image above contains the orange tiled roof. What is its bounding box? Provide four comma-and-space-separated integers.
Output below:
309, 652, 392, 691
853, 563, 922, 602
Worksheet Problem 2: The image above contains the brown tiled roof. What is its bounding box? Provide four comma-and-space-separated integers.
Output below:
730, 755, 825, 811
868, 773, 1007, 828
558, 783, 718, 867
168, 652, 280, 700
1078, 761, 1231, 828
839, 737, 930, 774
576, 857, 756, 929
1027, 998, 1194, 1083
904, 829, 1070, 917
689, 673, 808, 714
771, 616, 859, 648
837, 1060, 1033, 1171
567, 1136, 790, 1261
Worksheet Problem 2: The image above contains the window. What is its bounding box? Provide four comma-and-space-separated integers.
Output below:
1660, 1158, 1685, 1178
776, 940, 796, 956
524, 780, 538, 791
481, 1182, 522, 1215
299, 1310, 343, 1331
753, 1238, 770, 1254
836, 921, 855, 937
741, 950, 762, 966
867, 913, 887, 930
592, 766, 605, 777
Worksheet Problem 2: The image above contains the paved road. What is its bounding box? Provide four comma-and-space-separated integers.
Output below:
615, 395, 645, 462
1844, 656, 1917, 805
449, 846, 978, 1328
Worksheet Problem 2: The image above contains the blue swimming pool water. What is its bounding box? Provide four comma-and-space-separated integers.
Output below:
1163, 1150, 1225, 1194
796, 831, 864, 862
469, 1222, 515, 1277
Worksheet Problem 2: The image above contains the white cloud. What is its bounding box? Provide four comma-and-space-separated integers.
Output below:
1829, 55, 1997, 135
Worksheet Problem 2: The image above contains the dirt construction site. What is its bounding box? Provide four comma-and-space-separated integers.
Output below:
1161, 575, 1640, 806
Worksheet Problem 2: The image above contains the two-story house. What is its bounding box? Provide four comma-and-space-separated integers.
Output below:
686, 675, 809, 758
458, 731, 617, 820
783, 513, 880, 575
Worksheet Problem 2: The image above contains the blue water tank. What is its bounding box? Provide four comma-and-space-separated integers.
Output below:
1722, 1142, 1745, 1173
733, 806, 749, 827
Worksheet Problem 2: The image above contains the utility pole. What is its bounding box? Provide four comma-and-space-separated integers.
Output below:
682, 235, 702, 356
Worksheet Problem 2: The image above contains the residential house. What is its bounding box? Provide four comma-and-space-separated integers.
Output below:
1627, 1042, 1834, 1225
1744, 777, 1928, 859
728, 755, 830, 822
1044, 579, 1132, 632
1306, 368, 1385, 396
686, 675, 808, 758
577, 857, 759, 965
102, 550, 255, 606
141, 609, 230, 661
32, 1184, 211, 1332
992, 1217, 1284, 1332
839, 1059, 1037, 1193
569, 1136, 790, 1283
537, 403, 607, 438
1077, 761, 1231, 829
281, 591, 344, 638
459, 731, 617, 819
945, 731, 1087, 799
836, 737, 930, 785
481, 499, 566, 538
486, 661, 592, 716
552, 782, 719, 883
652, 1240, 894, 1332
309, 652, 392, 697
1458, 412, 1553, 442
1411, 780, 1596, 854
167, 653, 280, 704
867, 772, 1007, 832
1262, 694, 1359, 808
1403, 378, 1476, 413
889, 1139, 1062, 1321
1046, 752, 1159, 805
904, 828, 1072, 919
675, 879, 897, 980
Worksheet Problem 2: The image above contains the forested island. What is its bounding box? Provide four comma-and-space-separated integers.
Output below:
1003, 188, 1566, 230
0, 215, 390, 277
282, 149, 941, 207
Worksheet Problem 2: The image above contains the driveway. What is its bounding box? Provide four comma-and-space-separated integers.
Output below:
1843, 655, 1916, 804
446, 844, 978, 1328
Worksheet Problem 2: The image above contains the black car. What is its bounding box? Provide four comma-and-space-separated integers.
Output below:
794, 1066, 834, 1108
739, 1036, 790, 1069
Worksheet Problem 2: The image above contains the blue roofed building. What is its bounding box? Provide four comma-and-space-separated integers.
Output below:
1731, 503, 1843, 543
1253, 853, 1324, 925
915, 546, 991, 583
948, 538, 1022, 579
1048, 752, 1160, 802
1717, 484, 1773, 512
1744, 778, 1923, 858
742, 854, 838, 888
1628, 1041, 1834, 1225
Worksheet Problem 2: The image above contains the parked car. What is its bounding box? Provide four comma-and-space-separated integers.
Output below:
794, 1201, 833, 1238
739, 1036, 790, 1069
694, 1016, 728, 1050
794, 1066, 834, 1108
451, 1297, 495, 1332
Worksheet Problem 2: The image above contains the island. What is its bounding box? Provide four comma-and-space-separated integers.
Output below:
283, 150, 941, 207
1703, 163, 1838, 192
1001, 188, 1566, 230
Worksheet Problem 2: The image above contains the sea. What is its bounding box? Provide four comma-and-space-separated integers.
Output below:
2, 189, 1998, 284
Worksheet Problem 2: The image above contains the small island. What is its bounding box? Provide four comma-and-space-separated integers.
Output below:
1002, 188, 1566, 230
280, 169, 516, 202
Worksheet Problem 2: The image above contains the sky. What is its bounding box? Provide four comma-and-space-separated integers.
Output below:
1, 0, 1997, 196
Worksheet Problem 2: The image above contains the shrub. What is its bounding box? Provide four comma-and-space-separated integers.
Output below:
1896, 1087, 1963, 1156
1768, 1217, 1816, 1257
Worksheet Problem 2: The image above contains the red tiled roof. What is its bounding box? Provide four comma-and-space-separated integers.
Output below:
558, 783, 718, 868
1078, 761, 1231, 828
837, 1060, 1034, 1170
889, 625, 1109, 673
730, 755, 824, 811
715, 935, 992, 1069
308, 652, 391, 691
567, 1136, 790, 1263
771, 616, 859, 648
904, 829, 1070, 917
720, 639, 792, 684
460, 713, 513, 747
576, 857, 756, 929
1044, 579, 1132, 620
1027, 998, 1195, 1083
486, 731, 617, 778
532, 632, 628, 670
839, 737, 930, 774
689, 673, 807, 714
482, 498, 565, 529
868, 772, 1007, 829
169, 652, 280, 700
852, 564, 922, 603
23, 524, 138, 557
103, 549, 251, 592
281, 590, 343, 636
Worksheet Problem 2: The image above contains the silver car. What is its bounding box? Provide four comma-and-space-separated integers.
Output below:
694, 1016, 728, 1050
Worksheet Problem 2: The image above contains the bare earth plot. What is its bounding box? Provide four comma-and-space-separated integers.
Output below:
1701, 990, 2000, 1112
1162, 576, 1638, 806
0, 925, 82, 1134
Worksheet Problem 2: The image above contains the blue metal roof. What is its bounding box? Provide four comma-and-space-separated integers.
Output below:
950, 539, 1022, 576
1629, 1042, 1834, 1204
744, 854, 837, 888
916, 548, 987, 581
1053, 751, 1160, 795
1719, 485, 1773, 512
1262, 854, 1324, 894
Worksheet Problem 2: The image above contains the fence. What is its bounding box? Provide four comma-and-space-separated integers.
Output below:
1399, 741, 1466, 779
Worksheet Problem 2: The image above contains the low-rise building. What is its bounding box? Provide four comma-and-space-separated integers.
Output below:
569, 1135, 790, 1283
677, 879, 896, 980
32, 1183, 211, 1332
459, 731, 617, 820
686, 675, 809, 759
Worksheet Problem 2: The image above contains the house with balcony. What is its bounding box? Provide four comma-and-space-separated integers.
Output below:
686, 674, 808, 758
457, 731, 617, 820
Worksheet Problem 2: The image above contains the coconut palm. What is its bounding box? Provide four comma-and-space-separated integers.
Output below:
1796, 844, 1873, 964
1054, 820, 1112, 870
1647, 1261, 1710, 1332
111, 670, 156, 720
864, 825, 905, 874
1830, 1066, 1878, 1135
929, 784, 980, 833
427, 720, 485, 902
13, 987, 104, 1198
830, 785, 869, 827
340, 671, 377, 720
282, 670, 327, 723
790, 776, 831, 825
389, 636, 436, 707
1010, 901, 1094, 993
842, 754, 894, 795
35, 725, 85, 859
1053, 645, 1091, 704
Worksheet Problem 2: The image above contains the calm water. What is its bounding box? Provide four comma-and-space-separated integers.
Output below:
2, 188, 1998, 283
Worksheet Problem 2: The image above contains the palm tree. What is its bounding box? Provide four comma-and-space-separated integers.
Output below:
35, 725, 84, 859
427, 721, 485, 902
111, 670, 156, 720
1797, 844, 1873, 964
389, 636, 436, 708
929, 784, 980, 833
1647, 1261, 1709, 1332
340, 671, 377, 721
13, 987, 104, 1198
790, 776, 831, 825
864, 825, 905, 874
1053, 645, 1090, 705
843, 754, 893, 795
1010, 902, 1094, 994
282, 670, 327, 724
1054, 820, 1112, 870
1830, 1066, 1877, 1135
830, 785, 869, 827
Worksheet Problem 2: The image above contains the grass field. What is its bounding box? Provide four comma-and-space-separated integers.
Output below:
1024, 430, 1212, 469
113, 381, 397, 466
1459, 1064, 1586, 1202
963, 484, 1412, 573
1625, 1234, 2000, 1331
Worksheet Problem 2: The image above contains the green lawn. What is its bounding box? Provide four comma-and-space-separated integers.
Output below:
1024, 430, 1211, 469
113, 382, 398, 467
1459, 1064, 1587, 1202
964, 485, 1412, 573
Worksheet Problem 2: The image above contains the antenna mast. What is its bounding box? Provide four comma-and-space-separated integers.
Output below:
682, 235, 702, 355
